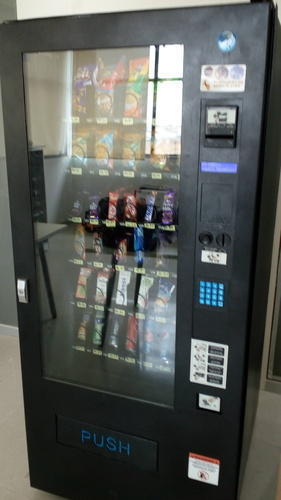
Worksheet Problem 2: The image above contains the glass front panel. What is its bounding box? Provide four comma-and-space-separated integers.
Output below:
23, 45, 183, 406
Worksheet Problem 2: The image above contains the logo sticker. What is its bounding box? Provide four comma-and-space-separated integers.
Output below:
200, 64, 246, 92
218, 31, 236, 52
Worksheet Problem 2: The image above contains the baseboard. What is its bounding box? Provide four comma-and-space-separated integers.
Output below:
0, 323, 18, 336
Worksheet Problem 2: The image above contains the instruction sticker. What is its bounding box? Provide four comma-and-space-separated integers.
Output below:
188, 453, 220, 486
190, 339, 229, 389
198, 394, 221, 413
200, 64, 246, 92
201, 249, 227, 266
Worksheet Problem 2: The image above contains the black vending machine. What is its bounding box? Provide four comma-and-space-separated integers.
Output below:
0, 3, 280, 499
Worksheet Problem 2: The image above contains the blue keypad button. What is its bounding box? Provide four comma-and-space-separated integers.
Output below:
198, 280, 225, 308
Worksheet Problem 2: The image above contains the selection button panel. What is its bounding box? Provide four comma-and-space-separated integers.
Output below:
198, 280, 225, 307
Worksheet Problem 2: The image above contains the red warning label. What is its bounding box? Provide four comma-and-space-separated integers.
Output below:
188, 452, 220, 486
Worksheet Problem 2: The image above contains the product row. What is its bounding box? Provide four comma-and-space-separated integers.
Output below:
74, 309, 175, 368
70, 188, 177, 225
72, 128, 147, 165
74, 266, 176, 311
73, 55, 149, 120
73, 226, 177, 267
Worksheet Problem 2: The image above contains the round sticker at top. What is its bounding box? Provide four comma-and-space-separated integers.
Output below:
217, 31, 237, 53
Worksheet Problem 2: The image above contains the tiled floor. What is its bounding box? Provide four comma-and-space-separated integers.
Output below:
0, 332, 281, 500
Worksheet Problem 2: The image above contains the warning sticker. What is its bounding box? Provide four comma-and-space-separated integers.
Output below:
190, 339, 229, 389
200, 64, 246, 92
188, 452, 220, 486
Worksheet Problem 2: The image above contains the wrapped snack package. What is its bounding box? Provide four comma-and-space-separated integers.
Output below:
95, 270, 110, 305
116, 270, 131, 306
95, 56, 125, 117
122, 133, 143, 167
124, 58, 149, 118
73, 64, 98, 115
124, 193, 137, 221
77, 313, 90, 342
114, 238, 127, 264
126, 315, 138, 354
109, 318, 120, 349
108, 191, 119, 220
74, 225, 86, 260
95, 130, 114, 168
134, 227, 144, 265
136, 189, 156, 222
144, 191, 156, 222
75, 267, 92, 299
93, 232, 103, 256
155, 278, 175, 310
89, 195, 100, 220
92, 311, 105, 346
137, 276, 154, 309
162, 190, 175, 225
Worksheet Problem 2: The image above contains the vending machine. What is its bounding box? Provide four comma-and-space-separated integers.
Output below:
0, 3, 280, 499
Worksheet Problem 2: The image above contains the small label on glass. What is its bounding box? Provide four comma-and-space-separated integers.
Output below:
96, 117, 108, 124
123, 170, 135, 178
156, 271, 169, 278
152, 172, 162, 179
106, 220, 116, 227
71, 167, 82, 175
94, 305, 104, 311
90, 219, 100, 225
114, 308, 125, 316
72, 116, 80, 123
116, 265, 125, 271
107, 353, 119, 360
155, 316, 166, 323
99, 169, 109, 176
93, 349, 102, 356
144, 223, 155, 229
125, 221, 137, 227
136, 312, 145, 320
123, 117, 133, 126
77, 301, 87, 309
125, 357, 136, 364
73, 259, 83, 265
134, 267, 145, 274
69, 217, 82, 223
159, 225, 176, 232
143, 361, 153, 369
93, 261, 103, 268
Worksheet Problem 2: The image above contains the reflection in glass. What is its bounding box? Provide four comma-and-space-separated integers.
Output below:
23, 45, 184, 406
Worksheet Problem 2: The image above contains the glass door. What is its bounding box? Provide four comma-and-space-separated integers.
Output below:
23, 44, 184, 406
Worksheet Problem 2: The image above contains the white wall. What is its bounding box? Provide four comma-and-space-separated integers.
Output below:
17, 0, 246, 19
